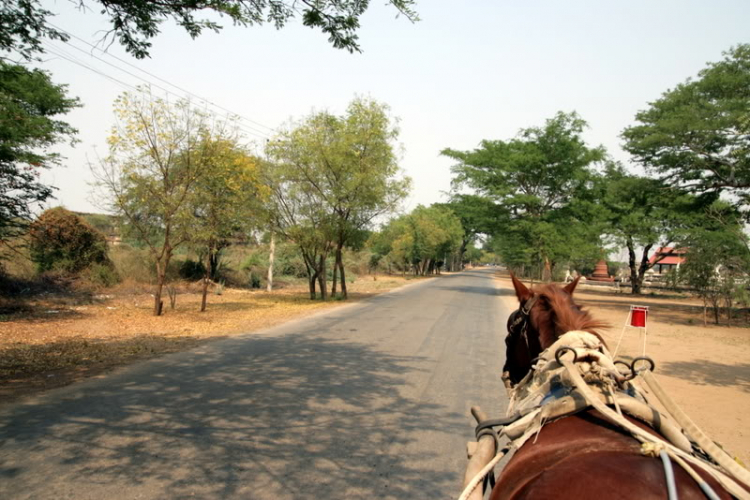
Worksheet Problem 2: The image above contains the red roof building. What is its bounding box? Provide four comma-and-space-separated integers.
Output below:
648, 247, 687, 274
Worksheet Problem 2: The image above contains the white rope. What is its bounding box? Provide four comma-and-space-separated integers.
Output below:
612, 309, 631, 358
457, 448, 508, 500
560, 359, 750, 500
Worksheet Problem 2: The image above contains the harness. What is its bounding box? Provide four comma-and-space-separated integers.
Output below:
460, 331, 750, 500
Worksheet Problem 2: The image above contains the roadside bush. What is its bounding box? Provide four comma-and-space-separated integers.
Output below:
83, 263, 120, 287
179, 259, 206, 280
241, 252, 265, 288
28, 208, 110, 274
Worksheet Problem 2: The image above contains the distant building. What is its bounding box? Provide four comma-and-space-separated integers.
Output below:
648, 247, 687, 275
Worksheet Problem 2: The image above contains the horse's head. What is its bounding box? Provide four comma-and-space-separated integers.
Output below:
502, 273, 606, 388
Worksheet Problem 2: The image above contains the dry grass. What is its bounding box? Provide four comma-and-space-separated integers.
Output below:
0, 274, 425, 404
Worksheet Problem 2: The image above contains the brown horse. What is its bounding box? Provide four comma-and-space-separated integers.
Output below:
489, 274, 745, 500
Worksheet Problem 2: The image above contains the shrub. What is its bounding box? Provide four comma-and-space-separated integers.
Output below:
84, 263, 121, 287
179, 259, 206, 280
29, 208, 110, 274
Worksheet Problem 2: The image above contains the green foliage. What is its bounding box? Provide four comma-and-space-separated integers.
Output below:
189, 138, 266, 291
680, 203, 750, 324
597, 164, 699, 292
179, 259, 206, 280
462, 244, 483, 264
0, 61, 79, 244
94, 88, 230, 314
623, 44, 750, 210
371, 204, 464, 274
84, 262, 120, 287
1, 0, 418, 60
0, 1, 69, 61
265, 97, 410, 298
445, 112, 605, 278
28, 207, 110, 274
79, 213, 120, 238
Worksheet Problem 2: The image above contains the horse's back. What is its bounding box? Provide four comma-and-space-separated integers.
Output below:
491, 409, 733, 500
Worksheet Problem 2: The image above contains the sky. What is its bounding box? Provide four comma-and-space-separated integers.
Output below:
32, 0, 750, 215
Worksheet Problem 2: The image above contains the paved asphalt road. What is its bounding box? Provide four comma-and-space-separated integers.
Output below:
0, 268, 513, 499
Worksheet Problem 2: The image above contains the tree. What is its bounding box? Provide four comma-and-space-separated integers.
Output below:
599, 165, 695, 294
263, 157, 335, 300
28, 207, 109, 273
681, 206, 750, 325
437, 194, 498, 271
191, 139, 266, 311
266, 98, 409, 299
444, 112, 605, 280
623, 44, 750, 210
94, 88, 219, 315
1, 0, 418, 60
0, 61, 79, 246
373, 205, 463, 276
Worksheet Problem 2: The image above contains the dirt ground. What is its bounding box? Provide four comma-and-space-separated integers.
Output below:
0, 274, 426, 404
494, 274, 750, 466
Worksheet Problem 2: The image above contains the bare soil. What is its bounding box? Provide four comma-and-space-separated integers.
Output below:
0, 274, 426, 405
494, 274, 750, 466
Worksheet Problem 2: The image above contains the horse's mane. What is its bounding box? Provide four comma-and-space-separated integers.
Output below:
532, 284, 609, 348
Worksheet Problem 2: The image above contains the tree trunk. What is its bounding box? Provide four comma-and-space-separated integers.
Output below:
308, 272, 317, 300
713, 302, 720, 325
317, 255, 327, 301
459, 239, 468, 271
636, 244, 654, 294
627, 238, 645, 295
200, 252, 210, 312
209, 251, 220, 280
154, 261, 166, 316
267, 233, 275, 292
703, 300, 708, 327
331, 258, 338, 296
337, 246, 347, 300
542, 256, 552, 282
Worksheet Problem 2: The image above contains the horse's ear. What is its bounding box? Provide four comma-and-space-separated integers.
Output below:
510, 272, 532, 303
563, 276, 581, 295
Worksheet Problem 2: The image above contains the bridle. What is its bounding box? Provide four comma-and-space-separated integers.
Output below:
502, 295, 539, 389
507, 295, 538, 350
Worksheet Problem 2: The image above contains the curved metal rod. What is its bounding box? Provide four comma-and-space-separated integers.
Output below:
554, 345, 578, 365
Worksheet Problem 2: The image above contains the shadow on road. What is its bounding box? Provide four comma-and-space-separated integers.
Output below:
659, 359, 750, 392
0, 333, 463, 499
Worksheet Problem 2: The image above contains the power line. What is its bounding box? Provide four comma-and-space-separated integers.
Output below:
46, 20, 276, 135
41, 40, 270, 141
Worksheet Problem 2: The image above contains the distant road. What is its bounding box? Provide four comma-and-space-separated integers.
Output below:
0, 268, 512, 499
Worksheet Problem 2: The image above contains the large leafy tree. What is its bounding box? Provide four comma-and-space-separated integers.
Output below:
681, 202, 750, 325
190, 139, 266, 311
262, 157, 336, 300
1, 0, 418, 60
0, 61, 79, 246
623, 44, 750, 210
371, 205, 464, 276
266, 97, 409, 299
598, 165, 696, 294
436, 194, 499, 271
94, 88, 221, 315
444, 112, 605, 280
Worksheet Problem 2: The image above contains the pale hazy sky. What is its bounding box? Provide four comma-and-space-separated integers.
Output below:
34, 0, 750, 214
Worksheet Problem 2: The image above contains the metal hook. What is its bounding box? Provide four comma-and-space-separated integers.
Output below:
630, 356, 656, 375
555, 345, 578, 365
